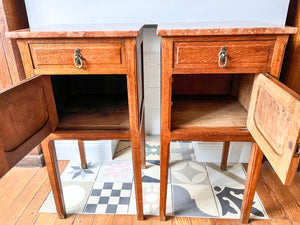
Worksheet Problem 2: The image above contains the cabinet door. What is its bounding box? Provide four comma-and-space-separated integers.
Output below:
0, 75, 58, 177
247, 73, 300, 185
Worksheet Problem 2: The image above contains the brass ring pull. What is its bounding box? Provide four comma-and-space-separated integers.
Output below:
74, 48, 83, 69
218, 46, 228, 68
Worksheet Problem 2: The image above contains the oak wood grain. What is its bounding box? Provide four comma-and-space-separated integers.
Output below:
0, 75, 58, 175
0, 0, 28, 84
281, 0, 300, 94
240, 143, 264, 224
172, 95, 248, 129
247, 74, 300, 185
221, 142, 230, 171
15, 161, 69, 225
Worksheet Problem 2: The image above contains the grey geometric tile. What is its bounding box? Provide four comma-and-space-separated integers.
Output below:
206, 163, 246, 187
96, 161, 133, 182
170, 141, 195, 161
213, 185, 268, 219
172, 184, 219, 217
40, 182, 93, 214
84, 182, 132, 214
171, 161, 210, 185
142, 160, 171, 183
60, 161, 101, 182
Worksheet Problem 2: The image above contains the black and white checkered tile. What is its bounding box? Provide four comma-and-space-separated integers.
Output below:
84, 182, 132, 214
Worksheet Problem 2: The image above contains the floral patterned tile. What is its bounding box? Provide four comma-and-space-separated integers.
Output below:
96, 161, 133, 182
60, 161, 101, 182
129, 183, 172, 216
206, 163, 246, 187
170, 141, 195, 161
145, 142, 160, 160
171, 161, 210, 185
213, 185, 268, 219
172, 184, 219, 217
131, 183, 172, 199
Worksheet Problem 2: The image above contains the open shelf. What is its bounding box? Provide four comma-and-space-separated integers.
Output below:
51, 75, 129, 131
171, 95, 248, 129
171, 74, 254, 131
56, 94, 129, 130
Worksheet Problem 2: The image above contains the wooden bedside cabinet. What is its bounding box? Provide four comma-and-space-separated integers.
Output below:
0, 24, 145, 220
157, 24, 300, 223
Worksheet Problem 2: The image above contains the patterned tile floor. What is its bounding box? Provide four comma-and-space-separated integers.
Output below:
40, 138, 268, 219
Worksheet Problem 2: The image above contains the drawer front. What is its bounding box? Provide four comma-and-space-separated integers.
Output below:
28, 42, 126, 75
173, 40, 275, 73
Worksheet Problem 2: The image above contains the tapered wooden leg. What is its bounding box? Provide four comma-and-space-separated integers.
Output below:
131, 135, 144, 220
159, 134, 170, 221
140, 111, 146, 169
78, 140, 87, 169
240, 143, 264, 224
41, 138, 66, 219
220, 142, 230, 171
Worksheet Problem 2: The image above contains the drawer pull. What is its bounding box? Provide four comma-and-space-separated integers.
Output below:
218, 46, 228, 68
74, 48, 83, 69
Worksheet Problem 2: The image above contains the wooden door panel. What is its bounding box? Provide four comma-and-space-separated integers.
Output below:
247, 73, 300, 185
0, 75, 58, 176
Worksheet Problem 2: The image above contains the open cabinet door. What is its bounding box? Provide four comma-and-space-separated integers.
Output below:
0, 75, 58, 177
247, 73, 300, 185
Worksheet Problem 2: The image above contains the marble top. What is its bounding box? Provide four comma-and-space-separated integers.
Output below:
6, 23, 144, 39
157, 21, 297, 36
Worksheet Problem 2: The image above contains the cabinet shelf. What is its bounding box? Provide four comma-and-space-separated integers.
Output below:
171, 95, 248, 130
56, 94, 129, 131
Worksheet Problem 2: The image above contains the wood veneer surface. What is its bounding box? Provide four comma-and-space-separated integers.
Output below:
56, 94, 129, 131
172, 95, 248, 129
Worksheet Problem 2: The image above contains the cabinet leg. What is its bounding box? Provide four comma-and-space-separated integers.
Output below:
78, 140, 87, 169
220, 142, 230, 171
41, 138, 66, 219
240, 143, 264, 224
140, 111, 146, 169
131, 136, 144, 220
159, 134, 170, 221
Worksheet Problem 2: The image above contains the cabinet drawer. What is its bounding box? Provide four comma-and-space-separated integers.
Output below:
28, 42, 126, 75
173, 40, 275, 73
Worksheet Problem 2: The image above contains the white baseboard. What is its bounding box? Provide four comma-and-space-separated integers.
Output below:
192, 142, 251, 163
54, 140, 119, 161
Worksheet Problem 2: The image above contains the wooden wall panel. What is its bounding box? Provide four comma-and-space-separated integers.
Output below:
281, 0, 300, 94
0, 0, 28, 88
0, 33, 12, 89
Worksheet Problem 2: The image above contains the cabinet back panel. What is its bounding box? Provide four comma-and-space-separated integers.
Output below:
172, 74, 232, 95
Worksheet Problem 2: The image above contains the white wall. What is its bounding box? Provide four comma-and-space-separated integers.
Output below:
143, 27, 161, 134
25, 0, 290, 27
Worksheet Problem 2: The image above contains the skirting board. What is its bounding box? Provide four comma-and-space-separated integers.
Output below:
53, 140, 119, 161
192, 142, 251, 163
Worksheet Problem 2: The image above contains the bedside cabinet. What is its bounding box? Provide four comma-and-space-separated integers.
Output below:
157, 24, 299, 223
0, 24, 145, 220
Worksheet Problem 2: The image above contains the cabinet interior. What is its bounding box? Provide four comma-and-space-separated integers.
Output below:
171, 74, 254, 130
51, 75, 129, 131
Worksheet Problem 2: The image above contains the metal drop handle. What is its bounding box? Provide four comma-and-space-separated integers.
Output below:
74, 48, 83, 69
218, 46, 228, 68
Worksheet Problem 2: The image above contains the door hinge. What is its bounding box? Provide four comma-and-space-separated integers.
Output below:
294, 143, 300, 158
